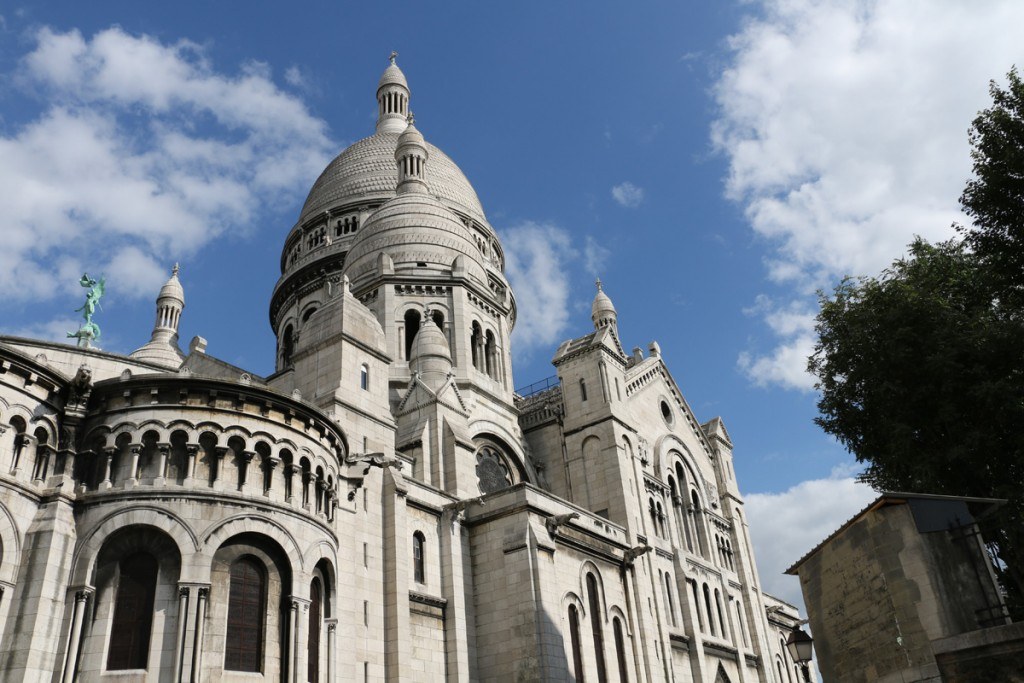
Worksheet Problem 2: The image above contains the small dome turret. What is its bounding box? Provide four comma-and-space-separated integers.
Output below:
409, 310, 452, 390
591, 278, 617, 328
131, 264, 186, 368
396, 113, 428, 195
376, 52, 411, 134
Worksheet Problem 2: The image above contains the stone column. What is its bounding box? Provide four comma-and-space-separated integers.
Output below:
190, 587, 209, 683
302, 472, 313, 511
213, 447, 228, 491
265, 456, 279, 497
60, 589, 91, 683
34, 444, 53, 482
287, 600, 299, 683
326, 620, 337, 682
100, 447, 115, 489
172, 586, 190, 683
316, 478, 327, 515
293, 599, 309, 683
240, 450, 256, 494
286, 465, 297, 505
9, 432, 30, 476
155, 443, 170, 486
185, 445, 198, 486
441, 507, 476, 681
382, 467, 410, 681
127, 445, 141, 487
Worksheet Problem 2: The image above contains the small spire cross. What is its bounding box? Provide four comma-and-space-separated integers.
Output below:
595, 277, 603, 292
172, 263, 180, 277
389, 51, 398, 65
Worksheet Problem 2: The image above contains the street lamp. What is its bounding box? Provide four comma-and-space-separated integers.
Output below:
785, 627, 814, 682
782, 630, 815, 683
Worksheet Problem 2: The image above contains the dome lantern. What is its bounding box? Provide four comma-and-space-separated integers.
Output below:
376, 52, 411, 134
395, 112, 429, 195
130, 263, 186, 368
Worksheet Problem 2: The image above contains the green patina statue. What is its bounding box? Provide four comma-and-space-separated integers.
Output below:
67, 273, 105, 348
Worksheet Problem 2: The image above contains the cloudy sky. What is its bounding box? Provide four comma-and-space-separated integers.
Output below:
0, 1, 1019, 609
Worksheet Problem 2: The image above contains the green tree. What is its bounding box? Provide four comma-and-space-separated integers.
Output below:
961, 67, 1024, 305
809, 238, 1024, 614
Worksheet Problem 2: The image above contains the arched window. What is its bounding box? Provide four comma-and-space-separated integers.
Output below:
484, 330, 497, 378
613, 617, 629, 682
308, 577, 322, 682
715, 589, 728, 640
360, 363, 369, 391
691, 489, 709, 559
107, 552, 158, 670
735, 600, 749, 647
687, 579, 704, 631
568, 604, 585, 682
302, 306, 318, 323
586, 573, 607, 682
404, 309, 421, 360
470, 321, 483, 371
413, 531, 426, 584
703, 583, 716, 637
282, 324, 295, 367
579, 378, 588, 402
226, 557, 266, 672
664, 572, 677, 627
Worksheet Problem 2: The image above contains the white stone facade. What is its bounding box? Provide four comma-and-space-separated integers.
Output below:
0, 56, 809, 682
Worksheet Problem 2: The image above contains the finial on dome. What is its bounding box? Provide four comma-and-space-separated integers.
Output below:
595, 277, 602, 292
172, 262, 180, 277
377, 53, 410, 133
408, 110, 415, 125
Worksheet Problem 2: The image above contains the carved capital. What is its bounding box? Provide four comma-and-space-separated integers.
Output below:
74, 589, 92, 603
186, 444, 200, 456
197, 587, 210, 600
241, 450, 256, 463
178, 586, 191, 598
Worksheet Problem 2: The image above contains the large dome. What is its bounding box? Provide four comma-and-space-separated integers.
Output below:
298, 131, 487, 225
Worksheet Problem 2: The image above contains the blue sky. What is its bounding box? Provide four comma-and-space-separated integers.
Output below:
0, 0, 1020, 607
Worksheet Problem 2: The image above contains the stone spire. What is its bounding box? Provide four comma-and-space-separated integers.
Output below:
130, 264, 186, 368
376, 52, 411, 134
591, 278, 617, 330
395, 112, 429, 195
408, 308, 452, 391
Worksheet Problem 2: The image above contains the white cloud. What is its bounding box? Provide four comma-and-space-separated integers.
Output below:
0, 26, 334, 307
501, 221, 574, 355
744, 465, 877, 609
583, 235, 610, 277
712, 0, 1024, 389
611, 181, 644, 208
738, 295, 817, 390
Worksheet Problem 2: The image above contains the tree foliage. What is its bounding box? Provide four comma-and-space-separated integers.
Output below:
961, 68, 1024, 304
810, 68, 1024, 614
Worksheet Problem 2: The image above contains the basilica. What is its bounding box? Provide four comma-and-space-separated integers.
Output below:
0, 57, 809, 682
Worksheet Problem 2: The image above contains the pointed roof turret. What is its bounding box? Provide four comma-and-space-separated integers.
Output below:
591, 278, 617, 329
395, 112, 429, 195
409, 309, 453, 390
131, 264, 186, 368
376, 51, 411, 134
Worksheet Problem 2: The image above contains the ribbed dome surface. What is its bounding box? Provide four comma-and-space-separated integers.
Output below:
299, 132, 486, 225
378, 63, 408, 90
342, 193, 487, 284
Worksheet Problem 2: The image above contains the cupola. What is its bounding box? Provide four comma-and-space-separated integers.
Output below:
591, 278, 617, 330
395, 113, 429, 195
130, 264, 186, 368
376, 52, 410, 134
